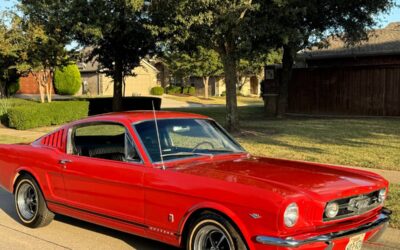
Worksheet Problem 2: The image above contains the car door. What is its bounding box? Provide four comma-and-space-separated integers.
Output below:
59, 122, 146, 227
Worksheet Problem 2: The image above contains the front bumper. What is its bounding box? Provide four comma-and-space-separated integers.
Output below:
255, 208, 391, 248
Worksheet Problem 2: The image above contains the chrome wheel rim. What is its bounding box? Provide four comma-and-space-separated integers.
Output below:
16, 182, 38, 222
193, 225, 233, 250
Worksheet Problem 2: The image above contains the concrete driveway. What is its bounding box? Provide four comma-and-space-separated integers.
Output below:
0, 188, 178, 250
1, 187, 399, 250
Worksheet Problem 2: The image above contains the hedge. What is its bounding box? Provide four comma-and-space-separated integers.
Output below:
188, 86, 196, 95
150, 86, 164, 96
166, 85, 182, 94
182, 86, 189, 94
54, 64, 82, 95
8, 101, 89, 130
85, 97, 161, 115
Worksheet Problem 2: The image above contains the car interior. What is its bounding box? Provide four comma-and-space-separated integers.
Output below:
70, 123, 140, 162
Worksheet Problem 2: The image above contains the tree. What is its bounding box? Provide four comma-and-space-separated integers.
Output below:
190, 47, 223, 99
165, 46, 223, 99
237, 51, 282, 93
254, 0, 395, 116
67, 0, 155, 111
150, 0, 260, 132
16, 1, 73, 103
163, 52, 193, 86
0, 11, 31, 98
0, 13, 19, 98
20, 21, 70, 103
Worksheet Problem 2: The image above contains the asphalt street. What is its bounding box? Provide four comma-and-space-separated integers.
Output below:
0, 187, 398, 250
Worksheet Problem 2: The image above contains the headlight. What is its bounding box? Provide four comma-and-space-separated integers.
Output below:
325, 202, 339, 219
284, 203, 299, 227
379, 189, 387, 203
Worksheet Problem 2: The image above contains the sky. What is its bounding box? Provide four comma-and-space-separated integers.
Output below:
1, 0, 400, 28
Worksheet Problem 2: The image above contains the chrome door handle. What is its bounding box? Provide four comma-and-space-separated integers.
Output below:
59, 159, 72, 165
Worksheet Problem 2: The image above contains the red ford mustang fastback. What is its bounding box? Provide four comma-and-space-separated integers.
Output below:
0, 111, 391, 250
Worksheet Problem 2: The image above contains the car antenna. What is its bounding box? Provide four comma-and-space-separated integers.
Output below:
152, 101, 166, 170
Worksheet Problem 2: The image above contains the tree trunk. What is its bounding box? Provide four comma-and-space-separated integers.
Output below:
45, 71, 52, 103
277, 45, 295, 117
237, 76, 247, 92
203, 76, 209, 99
0, 82, 5, 98
33, 72, 46, 103
222, 53, 240, 132
39, 82, 45, 103
113, 60, 123, 112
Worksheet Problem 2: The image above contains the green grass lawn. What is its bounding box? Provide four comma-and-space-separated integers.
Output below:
387, 184, 400, 229
168, 106, 400, 171
164, 95, 264, 106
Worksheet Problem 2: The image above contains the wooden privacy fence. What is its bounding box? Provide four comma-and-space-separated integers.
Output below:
288, 65, 400, 116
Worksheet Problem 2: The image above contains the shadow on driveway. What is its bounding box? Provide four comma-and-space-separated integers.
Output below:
0, 188, 178, 250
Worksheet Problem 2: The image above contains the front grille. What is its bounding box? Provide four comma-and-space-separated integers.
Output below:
323, 190, 381, 221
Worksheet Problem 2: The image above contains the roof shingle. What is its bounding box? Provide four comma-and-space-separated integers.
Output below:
299, 22, 400, 59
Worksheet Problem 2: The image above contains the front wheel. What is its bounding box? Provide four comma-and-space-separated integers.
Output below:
14, 175, 54, 228
187, 212, 247, 250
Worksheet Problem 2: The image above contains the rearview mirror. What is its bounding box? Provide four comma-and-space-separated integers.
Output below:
172, 126, 190, 133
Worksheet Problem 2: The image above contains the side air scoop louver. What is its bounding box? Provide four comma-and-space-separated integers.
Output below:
41, 129, 65, 150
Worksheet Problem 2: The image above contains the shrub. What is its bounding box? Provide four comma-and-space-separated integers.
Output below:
150, 86, 164, 96
8, 101, 89, 130
0, 99, 11, 124
54, 64, 82, 95
221, 91, 226, 97
6, 78, 20, 96
188, 86, 196, 96
182, 86, 189, 94
166, 85, 182, 94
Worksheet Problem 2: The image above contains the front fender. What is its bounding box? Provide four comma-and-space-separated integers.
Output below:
12, 166, 42, 193
178, 201, 256, 249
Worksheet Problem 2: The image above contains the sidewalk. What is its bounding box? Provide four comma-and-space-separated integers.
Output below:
365, 227, 400, 249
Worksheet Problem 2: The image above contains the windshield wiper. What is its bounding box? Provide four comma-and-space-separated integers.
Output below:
162, 152, 213, 159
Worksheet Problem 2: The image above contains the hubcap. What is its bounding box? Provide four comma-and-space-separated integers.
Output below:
17, 182, 38, 221
194, 225, 233, 250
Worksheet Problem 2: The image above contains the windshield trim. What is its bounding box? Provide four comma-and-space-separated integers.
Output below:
132, 118, 246, 164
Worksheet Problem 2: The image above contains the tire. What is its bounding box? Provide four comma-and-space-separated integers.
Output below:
187, 212, 248, 250
14, 174, 54, 228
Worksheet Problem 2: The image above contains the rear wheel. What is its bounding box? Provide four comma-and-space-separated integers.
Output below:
187, 212, 247, 250
14, 175, 54, 228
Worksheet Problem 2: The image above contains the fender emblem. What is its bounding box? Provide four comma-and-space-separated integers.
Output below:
250, 213, 262, 219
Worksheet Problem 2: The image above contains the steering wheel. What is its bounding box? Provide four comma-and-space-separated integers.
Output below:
192, 141, 215, 152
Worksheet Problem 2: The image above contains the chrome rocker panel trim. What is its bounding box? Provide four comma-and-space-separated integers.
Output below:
255, 208, 391, 248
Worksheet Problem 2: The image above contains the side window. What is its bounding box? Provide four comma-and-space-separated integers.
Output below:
68, 123, 141, 163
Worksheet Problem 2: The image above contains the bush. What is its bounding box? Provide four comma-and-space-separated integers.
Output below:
0, 99, 11, 124
188, 86, 196, 96
54, 64, 82, 95
150, 86, 164, 96
7, 101, 89, 130
182, 86, 189, 94
7, 79, 20, 96
166, 85, 182, 94
221, 91, 226, 97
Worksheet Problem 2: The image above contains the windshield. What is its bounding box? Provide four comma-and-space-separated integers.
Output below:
133, 119, 244, 162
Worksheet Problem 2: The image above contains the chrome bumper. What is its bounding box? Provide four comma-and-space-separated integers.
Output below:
255, 208, 391, 248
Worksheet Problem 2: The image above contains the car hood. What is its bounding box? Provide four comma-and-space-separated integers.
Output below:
174, 156, 387, 201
